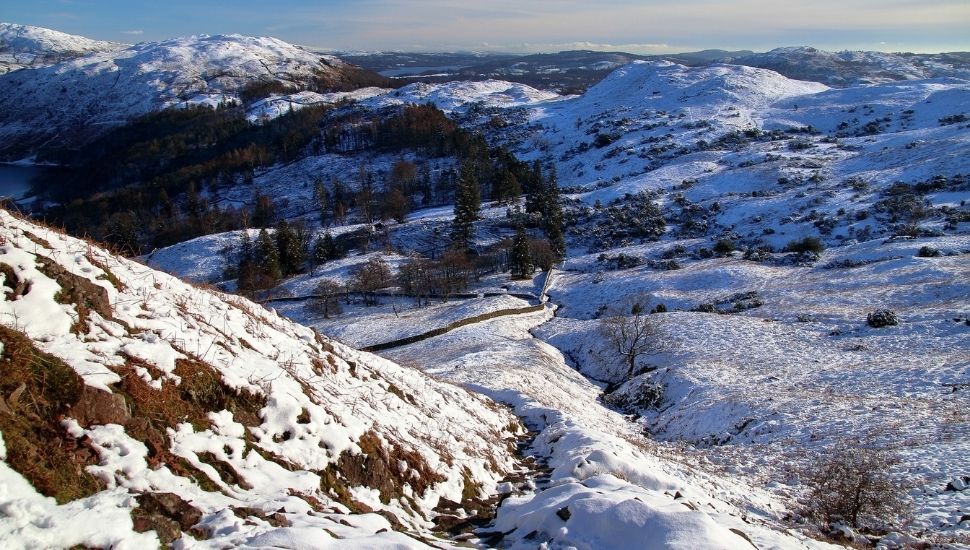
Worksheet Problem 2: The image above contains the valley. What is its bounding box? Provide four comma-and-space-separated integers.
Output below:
0, 20, 967, 550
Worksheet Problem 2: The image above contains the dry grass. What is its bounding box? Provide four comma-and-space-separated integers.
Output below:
0, 326, 104, 503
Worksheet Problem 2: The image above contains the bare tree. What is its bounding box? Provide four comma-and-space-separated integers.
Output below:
307, 279, 344, 318
350, 257, 392, 306
600, 296, 659, 379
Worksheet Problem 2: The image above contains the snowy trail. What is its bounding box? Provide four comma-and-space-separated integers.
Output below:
379, 287, 836, 549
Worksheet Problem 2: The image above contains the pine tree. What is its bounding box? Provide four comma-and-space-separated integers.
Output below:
275, 219, 307, 276
524, 160, 545, 215
510, 223, 533, 279
450, 162, 480, 252
257, 228, 282, 283
314, 180, 330, 227
493, 169, 521, 205
543, 165, 566, 261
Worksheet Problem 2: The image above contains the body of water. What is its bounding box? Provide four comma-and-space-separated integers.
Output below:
0, 165, 43, 200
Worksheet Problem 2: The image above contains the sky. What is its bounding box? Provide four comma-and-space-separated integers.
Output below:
2, 0, 968, 54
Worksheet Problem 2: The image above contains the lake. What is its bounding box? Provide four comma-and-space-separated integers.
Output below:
0, 165, 43, 200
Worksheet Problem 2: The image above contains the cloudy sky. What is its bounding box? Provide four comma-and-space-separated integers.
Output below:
3, 0, 968, 53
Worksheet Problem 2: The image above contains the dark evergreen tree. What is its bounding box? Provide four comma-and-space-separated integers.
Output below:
314, 180, 331, 227
252, 194, 276, 228
493, 169, 521, 205
450, 162, 480, 252
256, 227, 282, 283
524, 160, 545, 215
543, 165, 566, 260
510, 222, 534, 279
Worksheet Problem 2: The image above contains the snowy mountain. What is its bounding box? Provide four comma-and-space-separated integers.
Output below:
720, 46, 970, 87
360, 79, 560, 112
4, 20, 970, 546
0, 209, 522, 547
0, 22, 122, 74
0, 30, 381, 157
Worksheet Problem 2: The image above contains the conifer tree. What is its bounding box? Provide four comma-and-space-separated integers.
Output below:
494, 169, 521, 205
314, 180, 330, 227
327, 232, 340, 260
257, 228, 282, 283
524, 160, 545, 215
450, 162, 480, 252
510, 223, 533, 279
543, 165, 566, 260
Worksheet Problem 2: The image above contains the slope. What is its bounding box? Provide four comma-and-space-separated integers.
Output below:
0, 208, 521, 548
0, 30, 385, 158
0, 22, 122, 74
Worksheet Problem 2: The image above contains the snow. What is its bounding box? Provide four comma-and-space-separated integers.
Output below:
4, 32, 970, 547
360, 79, 560, 113
0, 32, 346, 147
0, 22, 123, 74
0, 210, 522, 548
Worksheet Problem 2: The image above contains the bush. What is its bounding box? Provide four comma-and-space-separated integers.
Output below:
916, 245, 941, 258
784, 236, 825, 254
802, 443, 906, 531
867, 309, 899, 328
713, 239, 735, 256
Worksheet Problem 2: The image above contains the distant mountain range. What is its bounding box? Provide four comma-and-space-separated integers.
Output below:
344, 46, 970, 91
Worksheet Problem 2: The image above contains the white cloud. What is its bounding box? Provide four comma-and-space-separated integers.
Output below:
122, 30, 144, 36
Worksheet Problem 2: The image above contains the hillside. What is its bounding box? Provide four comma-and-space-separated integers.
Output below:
0, 31, 389, 158
0, 209, 523, 548
721, 47, 970, 87
0, 22, 122, 74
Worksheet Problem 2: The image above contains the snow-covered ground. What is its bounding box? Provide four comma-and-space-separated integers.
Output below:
0, 210, 523, 548
7, 28, 970, 546
0, 22, 122, 74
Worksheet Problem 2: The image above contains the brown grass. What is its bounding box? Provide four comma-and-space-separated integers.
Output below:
0, 326, 104, 503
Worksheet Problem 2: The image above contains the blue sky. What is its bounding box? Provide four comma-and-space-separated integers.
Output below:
2, 0, 968, 53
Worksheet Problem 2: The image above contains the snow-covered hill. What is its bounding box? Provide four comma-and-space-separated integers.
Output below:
0, 22, 122, 74
0, 209, 522, 548
0, 31, 357, 156
720, 47, 970, 87
360, 79, 560, 112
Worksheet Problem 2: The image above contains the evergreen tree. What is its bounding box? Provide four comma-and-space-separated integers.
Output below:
275, 219, 307, 276
314, 180, 330, 227
310, 234, 328, 274
543, 165, 566, 260
256, 227, 282, 283
524, 160, 545, 215
510, 223, 533, 279
252, 194, 276, 228
450, 162, 481, 252
493, 169, 521, 205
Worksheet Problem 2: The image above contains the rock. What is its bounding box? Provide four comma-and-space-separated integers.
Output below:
131, 508, 181, 544
867, 309, 899, 328
556, 506, 571, 521
945, 476, 969, 492
136, 492, 203, 532
71, 386, 130, 426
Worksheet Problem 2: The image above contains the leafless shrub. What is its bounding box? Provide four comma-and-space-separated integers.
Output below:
802, 442, 908, 532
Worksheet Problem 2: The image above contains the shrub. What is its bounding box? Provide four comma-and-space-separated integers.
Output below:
713, 239, 735, 256
784, 236, 825, 254
916, 245, 941, 258
867, 309, 899, 328
802, 443, 906, 531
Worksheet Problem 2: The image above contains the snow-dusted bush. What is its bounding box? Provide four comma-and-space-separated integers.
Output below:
602, 378, 664, 413
917, 245, 941, 258
867, 309, 899, 328
802, 443, 906, 531
784, 236, 825, 254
